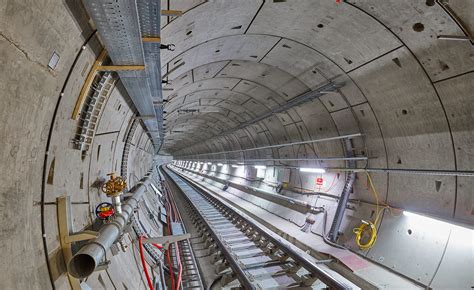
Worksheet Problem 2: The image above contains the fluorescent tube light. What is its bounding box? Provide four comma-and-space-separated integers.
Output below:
254, 165, 266, 169
299, 167, 326, 173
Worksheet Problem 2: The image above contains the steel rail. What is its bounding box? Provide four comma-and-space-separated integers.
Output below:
163, 166, 351, 290
162, 168, 256, 290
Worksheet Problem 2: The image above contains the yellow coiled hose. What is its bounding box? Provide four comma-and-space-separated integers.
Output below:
353, 171, 380, 250
353, 220, 377, 249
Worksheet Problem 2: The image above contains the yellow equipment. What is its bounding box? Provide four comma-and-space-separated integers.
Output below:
352, 171, 402, 250
101, 173, 127, 197
353, 220, 378, 250
353, 171, 380, 250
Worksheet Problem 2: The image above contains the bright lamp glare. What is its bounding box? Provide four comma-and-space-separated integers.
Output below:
403, 211, 472, 231
207, 162, 212, 165
254, 165, 266, 169
299, 167, 326, 173
231, 165, 240, 168
217, 163, 223, 166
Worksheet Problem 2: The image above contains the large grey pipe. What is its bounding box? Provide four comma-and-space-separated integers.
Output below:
328, 138, 356, 242
68, 168, 154, 278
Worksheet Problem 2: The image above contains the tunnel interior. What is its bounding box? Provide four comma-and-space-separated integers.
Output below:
0, 0, 473, 289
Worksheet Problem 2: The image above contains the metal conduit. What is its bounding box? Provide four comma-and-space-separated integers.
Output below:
328, 138, 357, 242
184, 157, 367, 163
176, 133, 362, 158
68, 167, 155, 278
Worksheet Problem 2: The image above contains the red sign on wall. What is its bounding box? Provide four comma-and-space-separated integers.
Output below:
316, 177, 324, 186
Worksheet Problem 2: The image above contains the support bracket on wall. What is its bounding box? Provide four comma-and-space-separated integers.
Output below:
57, 196, 98, 290
72, 49, 108, 119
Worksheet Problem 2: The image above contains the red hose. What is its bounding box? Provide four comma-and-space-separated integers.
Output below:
165, 202, 176, 290
139, 236, 154, 290
161, 178, 184, 290
174, 241, 183, 290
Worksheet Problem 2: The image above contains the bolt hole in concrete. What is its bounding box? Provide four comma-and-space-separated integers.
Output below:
215, 49, 220, 53
413, 22, 425, 32
186, 30, 192, 35
231, 25, 242, 29
407, 229, 413, 235
426, 0, 435, 6
317, 23, 324, 28
392, 57, 402, 68
402, 109, 408, 115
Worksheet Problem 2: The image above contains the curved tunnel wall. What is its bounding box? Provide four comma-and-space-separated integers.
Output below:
1, 1, 155, 289
161, 0, 474, 225
0, 0, 472, 289
161, 0, 473, 288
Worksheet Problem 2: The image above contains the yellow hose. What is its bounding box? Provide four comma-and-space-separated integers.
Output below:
353, 171, 380, 250
353, 171, 403, 250
353, 221, 377, 249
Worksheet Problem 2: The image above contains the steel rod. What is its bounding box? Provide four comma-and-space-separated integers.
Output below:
176, 133, 363, 158
184, 157, 367, 163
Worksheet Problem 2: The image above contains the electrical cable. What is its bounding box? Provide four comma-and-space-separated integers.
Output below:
352, 171, 403, 249
139, 235, 155, 290
322, 210, 346, 249
353, 171, 382, 250
206, 275, 223, 290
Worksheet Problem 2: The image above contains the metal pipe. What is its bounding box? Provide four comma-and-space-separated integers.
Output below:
336, 167, 474, 177
111, 196, 122, 214
68, 168, 155, 278
328, 138, 356, 242
184, 157, 367, 163
176, 133, 362, 158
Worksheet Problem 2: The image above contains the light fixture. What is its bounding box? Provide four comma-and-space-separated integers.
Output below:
207, 162, 212, 165
254, 165, 266, 169
231, 165, 240, 168
217, 163, 223, 166
300, 167, 326, 173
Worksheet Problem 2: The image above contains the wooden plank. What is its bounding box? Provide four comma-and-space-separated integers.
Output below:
161, 9, 183, 16
72, 49, 107, 119
57, 197, 82, 290
96, 65, 145, 71
143, 37, 161, 43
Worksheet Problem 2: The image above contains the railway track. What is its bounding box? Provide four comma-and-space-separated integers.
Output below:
162, 166, 352, 290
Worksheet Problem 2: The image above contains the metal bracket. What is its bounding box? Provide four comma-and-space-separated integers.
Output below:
142, 233, 191, 249
57, 196, 97, 290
